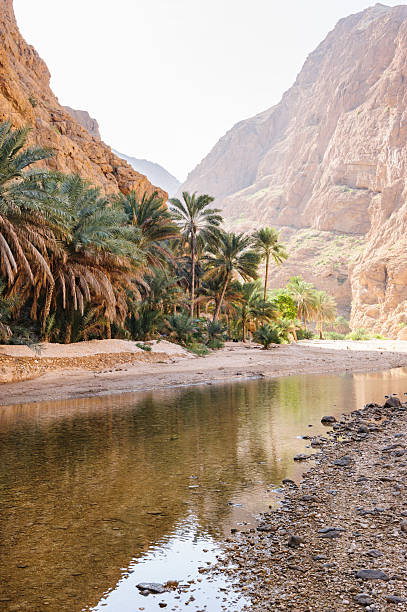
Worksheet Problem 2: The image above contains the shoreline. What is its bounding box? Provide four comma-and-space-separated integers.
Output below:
2, 339, 407, 407
215, 396, 407, 610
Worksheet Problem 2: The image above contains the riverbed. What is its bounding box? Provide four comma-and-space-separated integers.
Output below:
1, 368, 407, 611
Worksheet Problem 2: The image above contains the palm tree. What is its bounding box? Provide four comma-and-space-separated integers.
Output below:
286, 276, 317, 328
252, 227, 288, 300
169, 191, 222, 317
205, 232, 260, 321
312, 291, 337, 339
0, 121, 61, 286
117, 190, 179, 267
232, 281, 277, 341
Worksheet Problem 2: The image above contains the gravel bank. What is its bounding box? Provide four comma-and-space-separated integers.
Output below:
214, 396, 407, 611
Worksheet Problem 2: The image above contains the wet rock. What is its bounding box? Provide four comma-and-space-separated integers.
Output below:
321, 416, 336, 424
354, 593, 373, 606
136, 583, 166, 594
384, 397, 402, 408
333, 456, 352, 467
282, 478, 297, 486
355, 569, 390, 581
293, 454, 308, 461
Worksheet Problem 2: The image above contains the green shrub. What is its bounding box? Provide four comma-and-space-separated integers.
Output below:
28, 95, 37, 107
253, 323, 282, 349
186, 342, 210, 356
325, 331, 345, 340
207, 338, 224, 350
346, 328, 371, 341
297, 328, 315, 340
136, 342, 152, 352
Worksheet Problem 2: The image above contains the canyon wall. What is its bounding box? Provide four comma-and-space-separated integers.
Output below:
180, 3, 407, 336
0, 0, 166, 200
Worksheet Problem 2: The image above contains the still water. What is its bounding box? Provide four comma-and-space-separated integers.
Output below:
1, 368, 407, 611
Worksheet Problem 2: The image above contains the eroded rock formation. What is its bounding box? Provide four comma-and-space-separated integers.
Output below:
0, 0, 166, 200
180, 3, 407, 336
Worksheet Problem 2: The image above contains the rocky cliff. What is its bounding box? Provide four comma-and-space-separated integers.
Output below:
0, 0, 166, 200
180, 3, 407, 336
63, 106, 101, 140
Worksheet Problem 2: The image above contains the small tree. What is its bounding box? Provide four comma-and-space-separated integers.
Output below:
252, 227, 288, 301
253, 323, 281, 349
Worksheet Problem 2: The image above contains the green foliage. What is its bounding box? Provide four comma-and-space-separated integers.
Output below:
325, 331, 346, 340
271, 291, 297, 320
136, 342, 152, 352
28, 95, 38, 107
346, 328, 371, 341
297, 328, 315, 340
165, 312, 197, 345
253, 323, 282, 349
186, 341, 210, 356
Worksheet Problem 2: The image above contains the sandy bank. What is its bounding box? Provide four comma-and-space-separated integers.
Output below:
214, 397, 407, 610
2, 339, 407, 407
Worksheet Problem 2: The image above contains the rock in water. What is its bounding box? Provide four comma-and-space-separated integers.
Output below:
321, 416, 337, 424
136, 583, 166, 594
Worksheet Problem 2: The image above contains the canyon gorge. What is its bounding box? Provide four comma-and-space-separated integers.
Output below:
181, 3, 407, 338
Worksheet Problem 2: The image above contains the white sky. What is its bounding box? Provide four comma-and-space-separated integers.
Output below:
14, 1, 404, 181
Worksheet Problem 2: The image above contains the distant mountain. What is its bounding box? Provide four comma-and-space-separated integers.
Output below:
179, 4, 407, 339
112, 150, 180, 197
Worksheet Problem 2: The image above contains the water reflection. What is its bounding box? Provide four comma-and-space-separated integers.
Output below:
1, 368, 407, 611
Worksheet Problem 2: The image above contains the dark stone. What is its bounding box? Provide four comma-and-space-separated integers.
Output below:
333, 456, 352, 467
300, 494, 318, 502
318, 526, 346, 533
313, 554, 328, 561
386, 595, 407, 603
356, 569, 390, 581
319, 530, 341, 539
354, 593, 372, 606
357, 424, 370, 434
293, 454, 308, 461
287, 535, 303, 548
321, 416, 336, 424
136, 583, 166, 594
366, 549, 383, 558
256, 524, 277, 533
282, 478, 297, 486
384, 396, 402, 408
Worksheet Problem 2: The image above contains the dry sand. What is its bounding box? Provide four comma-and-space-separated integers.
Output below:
2, 339, 407, 407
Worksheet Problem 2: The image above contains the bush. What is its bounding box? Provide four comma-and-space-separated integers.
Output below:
253, 323, 282, 349
325, 331, 345, 340
186, 342, 210, 356
136, 342, 152, 352
207, 338, 224, 350
166, 312, 197, 345
297, 328, 315, 340
346, 328, 371, 341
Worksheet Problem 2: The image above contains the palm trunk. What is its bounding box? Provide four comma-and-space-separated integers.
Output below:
190, 237, 195, 318
263, 252, 270, 302
242, 320, 246, 342
319, 320, 323, 340
213, 272, 230, 321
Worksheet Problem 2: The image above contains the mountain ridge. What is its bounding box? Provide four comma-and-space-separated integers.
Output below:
179, 3, 407, 338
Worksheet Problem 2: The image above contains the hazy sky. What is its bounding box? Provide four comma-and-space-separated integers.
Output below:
14, 1, 404, 181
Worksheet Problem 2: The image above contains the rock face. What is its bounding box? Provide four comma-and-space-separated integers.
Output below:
113, 150, 180, 197
0, 0, 166, 200
63, 107, 101, 140
180, 3, 407, 335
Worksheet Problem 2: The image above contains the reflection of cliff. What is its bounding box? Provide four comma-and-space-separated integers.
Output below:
0, 373, 388, 611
